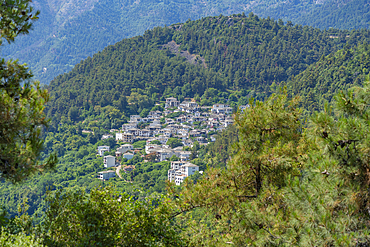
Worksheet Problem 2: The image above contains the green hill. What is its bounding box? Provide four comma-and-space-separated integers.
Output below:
46, 13, 370, 125
287, 43, 370, 112
2, 0, 369, 85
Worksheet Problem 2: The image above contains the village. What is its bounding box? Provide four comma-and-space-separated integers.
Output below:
97, 97, 248, 185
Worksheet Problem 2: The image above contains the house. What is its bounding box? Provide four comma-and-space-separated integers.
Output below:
145, 144, 162, 154
127, 128, 139, 136
176, 115, 187, 123
117, 144, 133, 154
182, 162, 199, 176
116, 132, 134, 143
164, 110, 172, 115
156, 135, 169, 145
189, 130, 201, 137
130, 115, 142, 123
138, 129, 151, 137
178, 151, 191, 161
168, 169, 177, 183
182, 139, 193, 147
157, 148, 175, 161
224, 119, 234, 127
239, 104, 250, 112
97, 146, 110, 156
122, 165, 135, 173
165, 118, 175, 124
122, 122, 137, 131
195, 136, 206, 143
104, 155, 116, 168
211, 104, 233, 114
123, 152, 134, 160
148, 111, 162, 118
168, 162, 199, 185
165, 97, 179, 108
210, 135, 216, 142
101, 134, 113, 140
98, 170, 116, 180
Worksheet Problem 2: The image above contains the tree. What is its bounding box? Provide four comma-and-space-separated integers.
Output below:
43, 186, 183, 246
169, 86, 370, 246
150, 140, 161, 145
168, 90, 308, 245
166, 138, 183, 149
0, 0, 57, 182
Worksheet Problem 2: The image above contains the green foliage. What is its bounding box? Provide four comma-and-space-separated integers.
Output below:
204, 124, 238, 168
0, 0, 39, 44
43, 186, 183, 246
293, 0, 370, 30
288, 43, 370, 112
166, 138, 183, 149
132, 140, 146, 149
150, 140, 161, 145
0, 0, 57, 182
0, 229, 43, 247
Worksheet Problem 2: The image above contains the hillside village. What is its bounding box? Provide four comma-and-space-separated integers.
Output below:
97, 97, 248, 184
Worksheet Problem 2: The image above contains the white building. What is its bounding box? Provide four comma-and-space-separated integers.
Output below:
130, 115, 142, 123
165, 97, 179, 108
98, 170, 116, 180
123, 152, 134, 160
104, 155, 116, 168
145, 144, 162, 154
211, 104, 233, 114
117, 144, 133, 154
97, 146, 110, 156
101, 134, 113, 140
158, 148, 175, 162
168, 161, 199, 185
116, 132, 134, 143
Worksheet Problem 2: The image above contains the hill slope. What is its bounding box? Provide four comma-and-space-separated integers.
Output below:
288, 43, 370, 111
46, 13, 370, 124
2, 0, 369, 85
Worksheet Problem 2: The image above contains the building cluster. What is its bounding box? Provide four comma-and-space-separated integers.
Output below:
96, 97, 248, 184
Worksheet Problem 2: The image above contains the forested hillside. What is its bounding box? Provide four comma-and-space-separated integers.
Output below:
46, 13, 370, 125
1, 0, 369, 85
288, 43, 370, 111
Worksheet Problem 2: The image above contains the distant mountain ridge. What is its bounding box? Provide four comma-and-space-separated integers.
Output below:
1, 0, 369, 85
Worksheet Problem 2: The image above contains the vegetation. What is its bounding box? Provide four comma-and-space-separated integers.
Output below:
42, 186, 183, 246
288, 43, 370, 112
170, 85, 370, 245
3, 6, 370, 245
0, 0, 57, 182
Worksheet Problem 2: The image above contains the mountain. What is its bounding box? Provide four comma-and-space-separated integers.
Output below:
45, 13, 370, 125
1, 0, 369, 85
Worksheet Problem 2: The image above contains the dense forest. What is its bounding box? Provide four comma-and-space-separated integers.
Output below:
1, 0, 369, 85
46, 13, 370, 125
